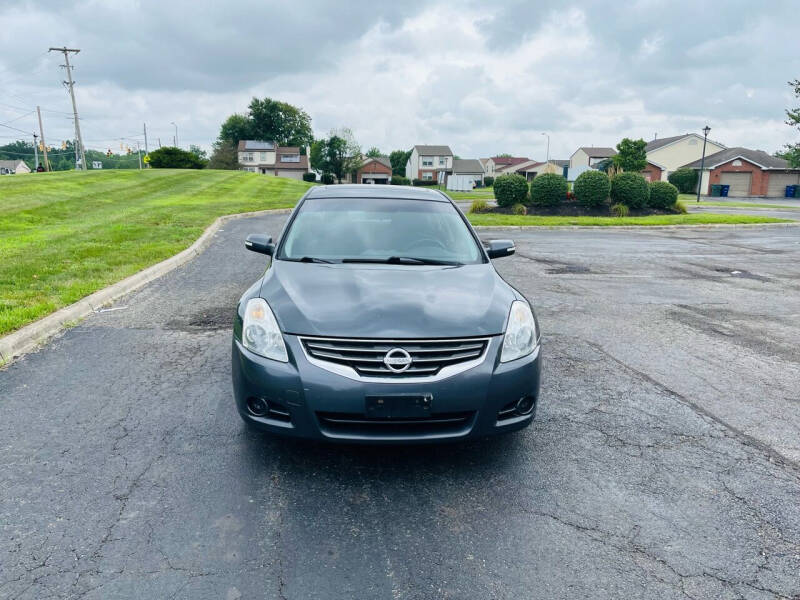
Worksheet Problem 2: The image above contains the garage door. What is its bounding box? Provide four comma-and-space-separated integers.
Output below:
766, 172, 800, 197
719, 172, 752, 197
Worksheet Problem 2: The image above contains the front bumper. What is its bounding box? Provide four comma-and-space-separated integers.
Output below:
231, 334, 541, 444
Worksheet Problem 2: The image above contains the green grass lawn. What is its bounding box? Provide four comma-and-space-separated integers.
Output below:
467, 213, 792, 227
0, 169, 312, 336
677, 194, 800, 210
433, 186, 495, 201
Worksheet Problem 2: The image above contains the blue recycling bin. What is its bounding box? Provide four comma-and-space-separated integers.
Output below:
720, 184, 730, 197
787, 185, 797, 198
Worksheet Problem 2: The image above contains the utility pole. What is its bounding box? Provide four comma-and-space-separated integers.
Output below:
136, 142, 142, 170
143, 123, 149, 154
157, 138, 161, 148
33, 133, 39, 170
36, 107, 50, 171
49, 47, 86, 170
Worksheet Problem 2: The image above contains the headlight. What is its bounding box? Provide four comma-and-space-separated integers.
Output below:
500, 300, 537, 363
242, 298, 288, 362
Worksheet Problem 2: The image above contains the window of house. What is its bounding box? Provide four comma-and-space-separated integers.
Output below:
244, 152, 254, 162
422, 157, 433, 167
439, 157, 446, 166
422, 172, 433, 180
281, 154, 300, 163
260, 152, 267, 161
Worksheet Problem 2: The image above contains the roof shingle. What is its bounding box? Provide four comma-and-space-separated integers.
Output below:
681, 147, 791, 170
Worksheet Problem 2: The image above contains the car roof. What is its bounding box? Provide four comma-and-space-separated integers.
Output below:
305, 184, 450, 202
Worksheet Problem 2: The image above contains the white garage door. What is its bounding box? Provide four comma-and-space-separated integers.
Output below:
719, 172, 752, 197
766, 172, 800, 197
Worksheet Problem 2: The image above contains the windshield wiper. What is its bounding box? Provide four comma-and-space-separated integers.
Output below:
285, 256, 336, 264
342, 256, 463, 266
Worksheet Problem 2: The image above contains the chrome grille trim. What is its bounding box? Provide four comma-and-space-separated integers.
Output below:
297, 336, 493, 383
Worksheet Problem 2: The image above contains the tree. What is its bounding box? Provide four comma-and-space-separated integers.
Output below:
247, 97, 313, 148
188, 145, 208, 160
148, 146, 207, 169
612, 138, 647, 172
389, 149, 411, 176
207, 140, 239, 170
495, 153, 513, 158
217, 97, 314, 150
365, 146, 383, 158
312, 129, 361, 183
778, 79, 800, 167
218, 114, 252, 147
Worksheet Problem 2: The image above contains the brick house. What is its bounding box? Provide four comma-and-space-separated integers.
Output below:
237, 140, 310, 180
681, 147, 800, 197
348, 156, 393, 184
643, 134, 726, 182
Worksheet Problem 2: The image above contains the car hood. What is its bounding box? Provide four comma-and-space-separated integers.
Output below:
260, 261, 517, 338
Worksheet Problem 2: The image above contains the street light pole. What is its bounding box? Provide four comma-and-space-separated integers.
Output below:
541, 132, 550, 163
696, 125, 710, 203
171, 122, 178, 148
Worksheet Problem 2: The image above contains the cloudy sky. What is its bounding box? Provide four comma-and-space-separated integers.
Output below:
1, 0, 798, 161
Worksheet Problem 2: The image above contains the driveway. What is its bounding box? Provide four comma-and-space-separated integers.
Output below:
1, 213, 799, 599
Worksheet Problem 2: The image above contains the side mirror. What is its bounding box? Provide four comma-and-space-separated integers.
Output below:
485, 239, 515, 259
245, 234, 274, 256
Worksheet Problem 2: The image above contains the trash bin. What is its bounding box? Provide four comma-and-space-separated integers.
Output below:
795, 185, 800, 198
711, 184, 722, 197
720, 184, 730, 197
787, 185, 797, 198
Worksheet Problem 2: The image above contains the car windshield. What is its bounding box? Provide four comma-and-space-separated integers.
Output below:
278, 197, 485, 265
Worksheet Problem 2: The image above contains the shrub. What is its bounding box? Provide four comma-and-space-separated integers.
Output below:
391, 175, 410, 185
321, 172, 335, 184
673, 200, 688, 214
302, 172, 317, 182
469, 199, 490, 213
148, 146, 206, 169
648, 180, 679, 209
573, 170, 611, 209
511, 203, 527, 215
530, 173, 568, 208
610, 172, 649, 209
412, 178, 438, 186
484, 176, 494, 187
667, 168, 698, 194
611, 203, 629, 217
493, 174, 529, 207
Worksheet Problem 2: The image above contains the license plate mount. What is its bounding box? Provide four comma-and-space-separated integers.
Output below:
365, 394, 433, 419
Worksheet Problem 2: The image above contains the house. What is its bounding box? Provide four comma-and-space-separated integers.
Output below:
680, 147, 800, 197
405, 145, 453, 182
643, 134, 726, 182
492, 156, 531, 175
237, 140, 310, 180
448, 158, 485, 185
504, 159, 567, 181
0, 159, 31, 175
569, 147, 616, 169
480, 158, 494, 176
348, 156, 393, 184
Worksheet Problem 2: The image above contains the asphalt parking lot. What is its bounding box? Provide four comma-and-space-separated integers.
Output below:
2, 212, 799, 599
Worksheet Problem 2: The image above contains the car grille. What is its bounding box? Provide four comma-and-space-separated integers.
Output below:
316, 411, 475, 439
299, 336, 490, 379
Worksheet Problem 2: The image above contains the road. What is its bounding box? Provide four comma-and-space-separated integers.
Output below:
1, 213, 799, 599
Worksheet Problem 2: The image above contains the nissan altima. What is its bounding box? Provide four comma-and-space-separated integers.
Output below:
232, 185, 541, 443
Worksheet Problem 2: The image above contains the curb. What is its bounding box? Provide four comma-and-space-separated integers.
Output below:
472, 222, 800, 231
0, 207, 293, 366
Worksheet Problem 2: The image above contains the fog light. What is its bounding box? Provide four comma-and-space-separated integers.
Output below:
246, 397, 268, 417
516, 396, 535, 415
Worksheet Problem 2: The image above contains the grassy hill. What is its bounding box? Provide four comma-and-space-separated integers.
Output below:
0, 169, 312, 336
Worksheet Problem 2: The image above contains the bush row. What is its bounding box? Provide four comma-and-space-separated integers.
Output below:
412, 178, 439, 186
392, 175, 411, 185
493, 171, 681, 212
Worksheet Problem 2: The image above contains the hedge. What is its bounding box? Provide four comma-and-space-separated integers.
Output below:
412, 178, 438, 186
391, 175, 411, 185
493, 174, 528, 207
302, 172, 317, 182
321, 173, 335, 184
648, 180, 679, 209
530, 173, 567, 208
573, 170, 610, 209
667, 168, 698, 194
484, 176, 494, 187
610, 172, 649, 208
